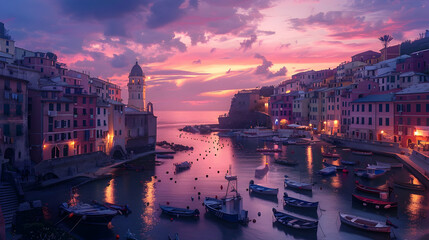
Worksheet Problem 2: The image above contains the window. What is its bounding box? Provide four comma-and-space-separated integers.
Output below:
385, 104, 389, 112
65, 104, 69, 112
74, 120, 77, 127
3, 104, 10, 116
407, 104, 411, 112
90, 120, 93, 126
369, 117, 372, 125
416, 104, 421, 112
407, 118, 411, 125
352, 105, 354, 112
379, 104, 382, 112
83, 109, 87, 115
361, 117, 365, 125
90, 108, 93, 115
386, 118, 390, 126
427, 104, 429, 112
97, 108, 100, 115
97, 119, 101, 126
357, 105, 359, 112
89, 98, 93, 104
417, 118, 421, 126
362, 104, 365, 112
57, 103, 61, 111
399, 117, 403, 124
74, 131, 77, 138
83, 97, 86, 104
356, 117, 359, 124
63, 145, 69, 157
104, 120, 107, 126
427, 118, 429, 126
83, 120, 86, 126
16, 125, 23, 136
49, 103, 54, 111
369, 104, 372, 112
16, 104, 22, 116
379, 118, 383, 126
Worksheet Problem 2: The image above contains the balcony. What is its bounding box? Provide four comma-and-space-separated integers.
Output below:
48, 111, 57, 117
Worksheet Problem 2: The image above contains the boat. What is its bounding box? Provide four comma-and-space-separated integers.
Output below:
341, 159, 357, 165
283, 193, 318, 209
322, 161, 344, 170
204, 166, 249, 223
283, 140, 296, 145
255, 163, 269, 177
157, 154, 174, 159
321, 152, 340, 158
352, 194, 397, 209
355, 181, 388, 195
168, 233, 179, 240
160, 205, 200, 217
275, 158, 298, 166
59, 202, 118, 225
256, 148, 282, 153
249, 180, 278, 196
97, 201, 131, 215
318, 166, 337, 176
352, 151, 373, 156
342, 148, 351, 151
272, 136, 289, 142
284, 177, 312, 191
355, 167, 386, 179
367, 164, 390, 171
339, 212, 390, 233
376, 161, 403, 168
126, 229, 137, 240
238, 128, 277, 138
174, 161, 191, 171
272, 208, 318, 230
394, 181, 426, 191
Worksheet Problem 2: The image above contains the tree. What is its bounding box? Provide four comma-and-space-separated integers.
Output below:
379, 35, 393, 60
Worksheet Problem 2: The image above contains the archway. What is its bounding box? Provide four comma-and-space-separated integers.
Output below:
51, 146, 60, 159
4, 148, 15, 165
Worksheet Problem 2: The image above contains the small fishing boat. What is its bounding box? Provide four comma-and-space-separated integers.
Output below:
394, 181, 426, 191
204, 167, 249, 223
322, 161, 344, 170
367, 164, 390, 171
283, 140, 296, 145
355, 181, 388, 195
352, 151, 373, 156
352, 194, 397, 209
341, 159, 357, 165
275, 158, 298, 166
321, 152, 340, 158
95, 201, 131, 215
376, 161, 403, 168
157, 154, 174, 159
59, 202, 118, 225
256, 148, 282, 153
355, 167, 386, 179
160, 205, 200, 217
168, 233, 179, 240
318, 166, 337, 176
249, 180, 278, 195
339, 212, 390, 233
284, 177, 312, 191
342, 148, 351, 151
283, 193, 318, 209
174, 161, 191, 171
272, 136, 289, 142
272, 208, 318, 230
255, 163, 269, 177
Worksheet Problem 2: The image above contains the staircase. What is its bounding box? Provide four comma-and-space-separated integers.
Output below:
0, 183, 19, 228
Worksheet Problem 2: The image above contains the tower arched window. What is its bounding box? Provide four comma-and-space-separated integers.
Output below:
138, 79, 140, 84
132, 79, 135, 84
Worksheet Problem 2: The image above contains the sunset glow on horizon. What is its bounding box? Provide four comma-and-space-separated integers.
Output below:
2, 0, 427, 110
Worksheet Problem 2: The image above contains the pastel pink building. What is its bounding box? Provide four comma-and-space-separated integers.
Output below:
269, 91, 300, 128
349, 93, 395, 141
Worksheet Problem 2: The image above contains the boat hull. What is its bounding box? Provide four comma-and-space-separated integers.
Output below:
272, 208, 318, 230
394, 182, 426, 191
352, 194, 397, 209
160, 205, 199, 217
59, 204, 117, 225
284, 179, 312, 191
355, 181, 388, 195
249, 184, 278, 196
339, 213, 390, 233
352, 151, 373, 156
283, 194, 318, 209
204, 198, 248, 223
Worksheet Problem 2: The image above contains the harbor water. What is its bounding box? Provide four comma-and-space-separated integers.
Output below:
26, 111, 429, 240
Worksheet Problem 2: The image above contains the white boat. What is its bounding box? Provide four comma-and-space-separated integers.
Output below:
272, 136, 288, 142
355, 167, 386, 179
255, 163, 269, 177
367, 164, 390, 171
249, 180, 278, 195
318, 166, 337, 176
376, 161, 403, 168
339, 212, 390, 233
238, 128, 277, 138
59, 202, 118, 225
204, 166, 249, 223
284, 177, 312, 191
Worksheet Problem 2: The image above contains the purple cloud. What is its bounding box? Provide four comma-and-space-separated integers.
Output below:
192, 59, 202, 64
239, 35, 257, 51
254, 53, 287, 79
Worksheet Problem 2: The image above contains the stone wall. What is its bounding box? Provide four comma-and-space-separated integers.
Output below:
320, 134, 401, 153
34, 151, 111, 179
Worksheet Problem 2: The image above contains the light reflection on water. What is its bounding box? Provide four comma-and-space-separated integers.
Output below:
141, 177, 156, 232
307, 145, 313, 175
104, 178, 115, 203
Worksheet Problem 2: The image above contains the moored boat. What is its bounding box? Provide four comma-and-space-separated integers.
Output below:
367, 163, 390, 171
352, 194, 397, 209
160, 205, 200, 217
322, 161, 344, 170
339, 212, 390, 233
272, 208, 318, 230
322, 152, 340, 158
352, 151, 373, 156
394, 181, 426, 191
97, 201, 131, 215
318, 166, 337, 176
283, 193, 318, 209
255, 163, 269, 177
341, 159, 357, 165
59, 202, 118, 225
355, 181, 388, 195
284, 177, 312, 191
204, 167, 249, 223
355, 167, 386, 179
174, 161, 191, 171
157, 154, 174, 159
249, 180, 278, 195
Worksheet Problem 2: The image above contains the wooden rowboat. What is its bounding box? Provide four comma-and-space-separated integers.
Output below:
160, 205, 200, 217
394, 181, 426, 191
283, 193, 318, 209
322, 152, 340, 158
339, 212, 390, 233
354, 181, 388, 195
284, 177, 312, 191
275, 158, 298, 166
249, 180, 279, 195
352, 194, 397, 209
272, 208, 318, 230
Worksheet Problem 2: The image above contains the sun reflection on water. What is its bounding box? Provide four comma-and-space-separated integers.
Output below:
141, 177, 156, 232
104, 178, 115, 203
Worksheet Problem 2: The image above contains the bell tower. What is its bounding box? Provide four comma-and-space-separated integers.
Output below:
127, 61, 146, 111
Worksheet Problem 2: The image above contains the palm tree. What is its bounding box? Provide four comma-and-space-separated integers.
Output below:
379, 35, 393, 60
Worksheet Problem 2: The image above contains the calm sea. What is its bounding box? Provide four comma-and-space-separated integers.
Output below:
25, 111, 429, 240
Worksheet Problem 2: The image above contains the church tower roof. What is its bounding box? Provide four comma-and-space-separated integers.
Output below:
129, 61, 144, 77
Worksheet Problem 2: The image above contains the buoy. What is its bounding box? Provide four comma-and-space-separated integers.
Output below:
195, 177, 198, 180
174, 181, 177, 183
258, 212, 261, 216
166, 171, 169, 174
186, 206, 190, 209
191, 197, 194, 201
198, 196, 200, 200
154, 176, 157, 179
167, 202, 170, 205
170, 218, 173, 222
220, 185, 223, 190
116, 234, 120, 239
246, 188, 249, 191
170, 178, 173, 180
209, 167, 211, 169
158, 180, 161, 182
198, 192, 201, 195
217, 171, 220, 173
147, 202, 150, 206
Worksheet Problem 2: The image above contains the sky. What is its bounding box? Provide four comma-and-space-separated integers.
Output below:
1, 0, 428, 111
